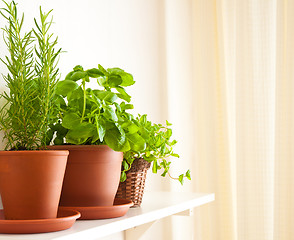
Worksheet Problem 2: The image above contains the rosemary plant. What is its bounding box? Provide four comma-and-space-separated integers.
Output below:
0, 1, 61, 150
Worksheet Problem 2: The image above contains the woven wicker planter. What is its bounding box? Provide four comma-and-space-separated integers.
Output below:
116, 158, 151, 207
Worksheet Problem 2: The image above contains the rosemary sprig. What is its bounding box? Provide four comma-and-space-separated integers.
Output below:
33, 7, 62, 147
0, 1, 61, 150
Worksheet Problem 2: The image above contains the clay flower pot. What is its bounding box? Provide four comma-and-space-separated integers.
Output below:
0, 150, 69, 220
48, 145, 123, 207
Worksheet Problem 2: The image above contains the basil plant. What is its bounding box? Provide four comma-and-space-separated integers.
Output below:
48, 64, 147, 153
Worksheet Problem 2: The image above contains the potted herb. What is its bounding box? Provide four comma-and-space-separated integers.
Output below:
0, 1, 68, 220
49, 63, 191, 208
48, 64, 140, 207
117, 114, 191, 206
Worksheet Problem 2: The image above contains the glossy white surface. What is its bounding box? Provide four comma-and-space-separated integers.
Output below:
0, 192, 214, 240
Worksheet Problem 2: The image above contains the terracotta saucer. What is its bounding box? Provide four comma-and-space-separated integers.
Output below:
60, 198, 133, 220
0, 209, 80, 234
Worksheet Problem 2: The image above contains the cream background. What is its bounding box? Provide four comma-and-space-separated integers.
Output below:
0, 1, 193, 239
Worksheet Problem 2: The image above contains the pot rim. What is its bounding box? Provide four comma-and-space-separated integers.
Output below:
47, 145, 119, 152
0, 150, 69, 156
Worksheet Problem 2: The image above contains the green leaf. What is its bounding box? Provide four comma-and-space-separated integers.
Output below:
103, 106, 118, 122
97, 76, 107, 87
62, 112, 81, 129
56, 80, 79, 97
68, 86, 84, 101
138, 127, 150, 141
114, 102, 121, 112
89, 94, 102, 109
165, 129, 172, 138
45, 129, 54, 145
66, 123, 95, 144
66, 136, 86, 145
65, 71, 75, 80
108, 74, 122, 87
70, 71, 88, 81
126, 123, 139, 134
73, 65, 84, 71
98, 125, 106, 142
105, 122, 116, 130
91, 129, 99, 143
107, 67, 124, 74
125, 157, 134, 164
126, 104, 134, 109
122, 160, 129, 171
95, 116, 106, 142
152, 160, 158, 173
67, 97, 84, 114
144, 155, 157, 161
155, 135, 163, 147
98, 64, 108, 75
54, 137, 64, 145
126, 133, 146, 152
120, 171, 127, 182
104, 127, 130, 151
166, 120, 172, 126
53, 95, 66, 109
120, 102, 134, 110
160, 145, 167, 155
161, 170, 168, 177
171, 153, 180, 158
86, 68, 104, 78
179, 174, 184, 185
121, 140, 131, 152
107, 68, 135, 86
116, 87, 131, 102
116, 123, 126, 140
186, 170, 191, 180
120, 72, 135, 87
93, 90, 117, 103
140, 114, 147, 124
84, 75, 90, 82
55, 123, 68, 137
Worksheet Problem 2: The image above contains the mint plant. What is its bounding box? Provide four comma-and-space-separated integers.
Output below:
122, 115, 191, 184
0, 1, 61, 150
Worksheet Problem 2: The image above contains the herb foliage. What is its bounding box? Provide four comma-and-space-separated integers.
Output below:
50, 65, 191, 184
49, 64, 140, 151
0, 1, 61, 150
122, 116, 191, 184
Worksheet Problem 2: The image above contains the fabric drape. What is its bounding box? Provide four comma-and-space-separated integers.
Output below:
164, 0, 294, 239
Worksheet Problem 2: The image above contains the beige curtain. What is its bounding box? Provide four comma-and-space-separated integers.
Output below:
163, 0, 294, 239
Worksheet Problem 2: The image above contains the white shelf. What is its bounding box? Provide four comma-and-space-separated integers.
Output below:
0, 192, 215, 240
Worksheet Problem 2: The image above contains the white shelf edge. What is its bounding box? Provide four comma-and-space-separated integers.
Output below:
54, 193, 215, 240
0, 192, 215, 240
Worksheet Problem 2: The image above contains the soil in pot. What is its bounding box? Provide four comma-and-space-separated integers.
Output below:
48, 145, 123, 207
0, 150, 69, 220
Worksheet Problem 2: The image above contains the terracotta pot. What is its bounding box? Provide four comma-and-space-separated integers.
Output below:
48, 145, 123, 206
0, 150, 69, 220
